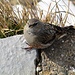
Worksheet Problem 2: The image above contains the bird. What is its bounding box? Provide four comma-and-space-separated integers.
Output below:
24, 18, 57, 49
24, 18, 74, 49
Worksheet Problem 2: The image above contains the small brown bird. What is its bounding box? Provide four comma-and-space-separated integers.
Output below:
24, 19, 57, 49
24, 18, 74, 49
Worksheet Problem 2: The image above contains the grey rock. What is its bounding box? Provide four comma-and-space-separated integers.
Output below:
38, 27, 75, 75
0, 35, 37, 75
42, 27, 75, 69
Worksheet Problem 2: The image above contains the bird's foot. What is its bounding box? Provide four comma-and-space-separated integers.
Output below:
21, 46, 34, 51
24, 46, 33, 50
22, 41, 33, 50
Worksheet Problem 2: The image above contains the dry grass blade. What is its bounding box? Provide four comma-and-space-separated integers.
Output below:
0, 0, 75, 38
61, 0, 70, 27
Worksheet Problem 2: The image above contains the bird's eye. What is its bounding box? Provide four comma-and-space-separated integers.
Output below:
29, 24, 34, 28
29, 22, 38, 28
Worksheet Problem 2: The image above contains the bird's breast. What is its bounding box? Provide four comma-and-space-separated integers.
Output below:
24, 30, 37, 45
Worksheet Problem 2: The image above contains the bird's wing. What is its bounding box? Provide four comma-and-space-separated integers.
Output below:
36, 23, 56, 44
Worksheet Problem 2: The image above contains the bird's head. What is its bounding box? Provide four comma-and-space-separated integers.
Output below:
27, 19, 39, 28
25, 18, 44, 33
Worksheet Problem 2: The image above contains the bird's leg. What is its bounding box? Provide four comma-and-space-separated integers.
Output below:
22, 46, 33, 51
24, 46, 33, 50
23, 41, 33, 50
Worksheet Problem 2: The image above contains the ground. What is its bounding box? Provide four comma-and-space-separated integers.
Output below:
37, 27, 75, 75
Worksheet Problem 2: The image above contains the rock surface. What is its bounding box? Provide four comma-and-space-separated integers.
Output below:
0, 35, 37, 75
38, 27, 75, 75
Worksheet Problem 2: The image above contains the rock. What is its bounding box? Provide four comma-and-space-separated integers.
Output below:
68, 70, 75, 75
0, 35, 37, 75
38, 27, 75, 75
43, 28, 75, 69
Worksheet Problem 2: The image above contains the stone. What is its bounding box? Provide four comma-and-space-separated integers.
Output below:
38, 27, 75, 75
0, 35, 37, 75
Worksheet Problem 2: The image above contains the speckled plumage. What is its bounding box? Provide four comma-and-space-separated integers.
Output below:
24, 19, 57, 49
24, 18, 74, 49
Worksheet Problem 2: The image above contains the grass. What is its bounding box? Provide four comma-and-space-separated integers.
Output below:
0, 0, 75, 38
